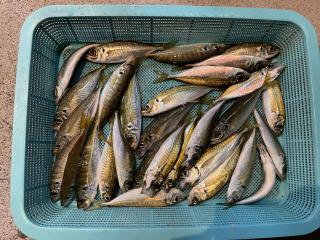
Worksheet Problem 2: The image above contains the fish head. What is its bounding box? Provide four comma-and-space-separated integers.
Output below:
77, 186, 96, 210
55, 86, 64, 104
178, 167, 199, 190
227, 186, 245, 205
201, 43, 225, 54
50, 181, 61, 203
210, 122, 229, 145
52, 135, 69, 155
250, 57, 269, 72
266, 63, 285, 82
60, 185, 76, 207
141, 98, 163, 116
125, 122, 140, 150
141, 173, 160, 197
100, 183, 113, 202
270, 112, 285, 135
85, 46, 105, 63
188, 187, 207, 205
229, 68, 250, 83
120, 178, 134, 192
136, 140, 150, 158
183, 145, 204, 170
260, 44, 280, 59
164, 188, 187, 205
53, 110, 68, 130
163, 171, 178, 191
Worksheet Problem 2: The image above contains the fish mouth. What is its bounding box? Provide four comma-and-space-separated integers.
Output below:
61, 194, 75, 207
77, 197, 93, 210
50, 191, 60, 203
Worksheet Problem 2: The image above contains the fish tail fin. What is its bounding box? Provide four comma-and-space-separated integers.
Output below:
153, 70, 170, 83
171, 65, 186, 72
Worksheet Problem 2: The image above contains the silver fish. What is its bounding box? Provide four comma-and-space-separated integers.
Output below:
253, 109, 286, 180
182, 101, 225, 171
99, 188, 186, 207
141, 85, 213, 117
141, 126, 184, 197
137, 104, 192, 158
120, 74, 142, 150
54, 65, 107, 131
210, 90, 261, 145
234, 143, 276, 205
113, 111, 135, 192
227, 129, 256, 205
55, 43, 101, 103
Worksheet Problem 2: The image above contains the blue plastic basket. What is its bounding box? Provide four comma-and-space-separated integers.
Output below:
11, 5, 320, 240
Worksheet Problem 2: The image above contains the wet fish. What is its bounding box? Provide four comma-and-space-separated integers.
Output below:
55, 43, 100, 104
182, 101, 225, 171
99, 124, 117, 202
162, 119, 197, 191
148, 43, 226, 64
60, 128, 88, 207
141, 126, 184, 197
262, 80, 285, 136
133, 139, 165, 188
54, 65, 107, 131
210, 90, 261, 145
113, 112, 135, 192
180, 129, 246, 190
186, 55, 269, 73
234, 143, 276, 205
253, 109, 286, 180
155, 66, 250, 87
85, 41, 173, 63
50, 132, 84, 203
98, 56, 140, 127
53, 88, 100, 155
137, 104, 192, 158
223, 43, 280, 59
99, 188, 186, 207
142, 85, 212, 117
188, 139, 242, 205
120, 74, 142, 150
216, 63, 285, 103
77, 122, 101, 210
227, 129, 256, 205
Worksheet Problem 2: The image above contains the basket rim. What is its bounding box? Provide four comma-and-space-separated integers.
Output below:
11, 4, 320, 240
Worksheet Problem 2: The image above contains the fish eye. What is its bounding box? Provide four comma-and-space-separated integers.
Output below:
203, 46, 209, 51
193, 196, 199, 203
104, 195, 110, 201
155, 98, 160, 103
213, 131, 223, 139
268, 46, 276, 52
135, 181, 140, 186
88, 49, 97, 57
55, 118, 62, 124
55, 144, 61, 149
235, 73, 245, 81
119, 70, 124, 75
168, 178, 173, 184
127, 136, 134, 142
139, 143, 144, 148
145, 104, 151, 110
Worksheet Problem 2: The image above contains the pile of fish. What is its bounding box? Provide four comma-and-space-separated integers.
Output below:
50, 41, 286, 210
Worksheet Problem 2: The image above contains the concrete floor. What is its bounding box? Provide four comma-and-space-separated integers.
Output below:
0, 0, 319, 239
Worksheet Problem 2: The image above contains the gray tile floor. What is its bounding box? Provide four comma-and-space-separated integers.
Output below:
1, 0, 319, 239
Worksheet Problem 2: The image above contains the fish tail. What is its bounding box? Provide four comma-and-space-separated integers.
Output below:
153, 70, 170, 83
171, 65, 186, 72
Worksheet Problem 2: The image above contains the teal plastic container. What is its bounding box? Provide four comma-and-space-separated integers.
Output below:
11, 5, 320, 240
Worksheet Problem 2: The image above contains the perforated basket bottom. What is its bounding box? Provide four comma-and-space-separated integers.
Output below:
24, 17, 316, 229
